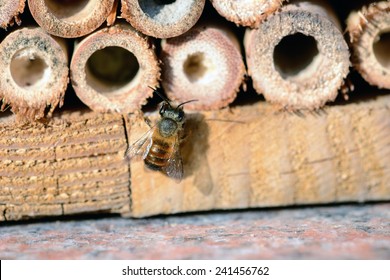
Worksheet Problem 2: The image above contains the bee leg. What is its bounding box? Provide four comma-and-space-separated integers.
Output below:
144, 116, 152, 128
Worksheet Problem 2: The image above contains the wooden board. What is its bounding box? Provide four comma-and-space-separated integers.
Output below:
0, 112, 131, 221
1, 95, 390, 221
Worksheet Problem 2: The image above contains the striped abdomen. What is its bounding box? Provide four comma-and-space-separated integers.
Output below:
144, 138, 173, 171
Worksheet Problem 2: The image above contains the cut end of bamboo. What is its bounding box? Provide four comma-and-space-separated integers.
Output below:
245, 2, 350, 110
0, 27, 69, 121
70, 24, 160, 113
347, 1, 390, 89
210, 0, 286, 28
121, 0, 205, 38
28, 0, 115, 38
160, 24, 245, 111
0, 0, 25, 28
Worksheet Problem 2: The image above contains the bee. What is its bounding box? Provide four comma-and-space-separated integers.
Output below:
126, 88, 196, 181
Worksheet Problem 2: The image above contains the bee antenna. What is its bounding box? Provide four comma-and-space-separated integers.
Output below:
177, 99, 198, 109
148, 86, 171, 104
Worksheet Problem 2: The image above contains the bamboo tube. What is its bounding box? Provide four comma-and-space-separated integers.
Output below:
121, 0, 205, 38
0, 0, 25, 29
347, 1, 390, 89
209, 0, 286, 28
0, 27, 69, 121
28, 0, 115, 38
244, 0, 350, 110
160, 24, 245, 111
70, 24, 160, 113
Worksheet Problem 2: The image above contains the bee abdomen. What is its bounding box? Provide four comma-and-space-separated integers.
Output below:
144, 141, 172, 171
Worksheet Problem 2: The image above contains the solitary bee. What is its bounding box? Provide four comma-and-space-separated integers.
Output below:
126, 88, 196, 181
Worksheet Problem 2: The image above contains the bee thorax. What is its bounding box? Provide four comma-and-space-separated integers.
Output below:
158, 118, 178, 137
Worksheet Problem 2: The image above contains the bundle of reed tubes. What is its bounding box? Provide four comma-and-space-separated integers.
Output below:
0, 0, 25, 29
245, 0, 350, 110
121, 0, 205, 38
347, 1, 390, 89
0, 0, 356, 119
210, 0, 286, 27
160, 23, 246, 110
70, 23, 160, 113
0, 27, 69, 121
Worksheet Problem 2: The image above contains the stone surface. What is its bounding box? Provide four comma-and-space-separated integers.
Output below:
0, 204, 389, 259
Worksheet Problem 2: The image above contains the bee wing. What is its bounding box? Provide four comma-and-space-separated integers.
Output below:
125, 127, 154, 160
162, 136, 183, 182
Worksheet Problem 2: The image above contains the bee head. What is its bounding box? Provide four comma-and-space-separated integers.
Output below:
159, 101, 185, 123
149, 86, 196, 123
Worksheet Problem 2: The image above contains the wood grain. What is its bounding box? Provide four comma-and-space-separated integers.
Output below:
129, 95, 390, 217
0, 112, 131, 221
1, 95, 390, 221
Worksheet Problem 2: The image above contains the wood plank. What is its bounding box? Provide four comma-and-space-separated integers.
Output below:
0, 112, 131, 221
129, 95, 390, 216
1, 95, 390, 221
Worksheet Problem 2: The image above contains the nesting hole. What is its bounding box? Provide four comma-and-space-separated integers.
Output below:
10, 48, 49, 88
373, 30, 390, 69
183, 52, 210, 82
44, 0, 94, 21
273, 33, 319, 79
154, 0, 176, 4
139, 0, 190, 24
86, 46, 140, 93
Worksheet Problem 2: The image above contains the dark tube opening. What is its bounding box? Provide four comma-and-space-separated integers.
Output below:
273, 33, 319, 79
86, 46, 140, 93
373, 30, 390, 69
139, 0, 179, 21
183, 52, 209, 82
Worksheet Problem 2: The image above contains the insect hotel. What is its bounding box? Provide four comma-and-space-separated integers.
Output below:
0, 0, 389, 222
